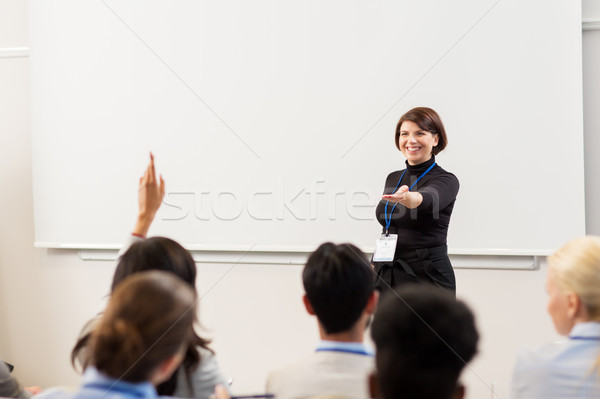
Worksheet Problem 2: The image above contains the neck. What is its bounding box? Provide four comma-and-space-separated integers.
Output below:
318, 316, 367, 343
406, 155, 434, 167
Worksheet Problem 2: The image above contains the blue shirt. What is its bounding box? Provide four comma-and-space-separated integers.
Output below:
510, 322, 600, 398
38, 367, 163, 399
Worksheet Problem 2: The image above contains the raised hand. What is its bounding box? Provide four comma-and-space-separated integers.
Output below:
133, 153, 165, 236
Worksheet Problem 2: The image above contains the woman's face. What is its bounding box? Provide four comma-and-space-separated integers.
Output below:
546, 267, 576, 335
398, 120, 439, 165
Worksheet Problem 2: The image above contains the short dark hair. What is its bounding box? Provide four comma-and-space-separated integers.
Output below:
91, 271, 197, 382
395, 107, 448, 155
303, 242, 374, 334
371, 285, 478, 399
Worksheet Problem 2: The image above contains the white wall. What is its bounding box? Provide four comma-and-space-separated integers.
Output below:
0, 1, 598, 398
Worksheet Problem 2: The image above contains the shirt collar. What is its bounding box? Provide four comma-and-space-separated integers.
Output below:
316, 340, 375, 356
81, 367, 159, 398
405, 155, 436, 172
569, 321, 600, 339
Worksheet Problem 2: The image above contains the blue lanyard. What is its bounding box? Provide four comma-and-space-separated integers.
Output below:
316, 348, 374, 356
384, 162, 436, 235
569, 336, 600, 341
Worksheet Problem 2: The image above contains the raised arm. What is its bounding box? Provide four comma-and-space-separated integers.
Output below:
132, 153, 165, 237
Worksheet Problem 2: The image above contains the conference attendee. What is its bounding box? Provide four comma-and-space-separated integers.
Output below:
40, 271, 229, 399
373, 107, 459, 294
510, 236, 600, 398
71, 153, 229, 398
0, 359, 39, 398
266, 243, 378, 399
370, 284, 478, 399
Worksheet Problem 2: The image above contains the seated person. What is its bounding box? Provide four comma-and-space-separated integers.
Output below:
510, 236, 600, 398
266, 242, 378, 399
0, 359, 39, 398
71, 154, 228, 398
370, 284, 478, 399
40, 271, 228, 399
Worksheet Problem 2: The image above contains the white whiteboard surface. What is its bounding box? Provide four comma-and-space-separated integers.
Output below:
30, 0, 585, 255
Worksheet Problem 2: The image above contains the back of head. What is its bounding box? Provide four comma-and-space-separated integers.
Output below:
90, 270, 197, 383
549, 235, 600, 321
303, 242, 374, 334
371, 285, 478, 399
112, 237, 197, 292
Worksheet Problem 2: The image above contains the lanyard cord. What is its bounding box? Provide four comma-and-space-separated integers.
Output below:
384, 162, 436, 234
569, 336, 600, 341
316, 348, 373, 356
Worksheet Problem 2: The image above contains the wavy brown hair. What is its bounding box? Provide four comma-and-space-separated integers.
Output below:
90, 271, 196, 382
71, 237, 212, 395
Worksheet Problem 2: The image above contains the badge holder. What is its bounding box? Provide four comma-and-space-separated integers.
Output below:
373, 234, 398, 262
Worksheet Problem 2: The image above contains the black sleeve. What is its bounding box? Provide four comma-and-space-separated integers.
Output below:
417, 173, 459, 214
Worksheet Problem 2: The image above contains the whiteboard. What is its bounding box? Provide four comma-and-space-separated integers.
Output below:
30, 0, 585, 255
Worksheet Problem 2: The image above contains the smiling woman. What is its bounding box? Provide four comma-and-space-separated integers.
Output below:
373, 107, 459, 294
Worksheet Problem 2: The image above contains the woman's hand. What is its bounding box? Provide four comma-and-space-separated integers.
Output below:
25, 386, 42, 395
133, 153, 165, 237
382, 185, 423, 209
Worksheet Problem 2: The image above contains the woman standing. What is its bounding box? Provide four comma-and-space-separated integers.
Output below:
374, 107, 459, 294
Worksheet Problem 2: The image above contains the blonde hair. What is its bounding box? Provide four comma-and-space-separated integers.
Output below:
549, 236, 600, 376
548, 235, 600, 322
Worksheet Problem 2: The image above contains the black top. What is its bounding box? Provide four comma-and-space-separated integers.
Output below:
375, 156, 459, 249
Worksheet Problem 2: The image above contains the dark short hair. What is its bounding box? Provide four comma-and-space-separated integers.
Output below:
112, 237, 197, 292
91, 271, 197, 382
395, 107, 448, 155
303, 242, 374, 334
371, 285, 478, 399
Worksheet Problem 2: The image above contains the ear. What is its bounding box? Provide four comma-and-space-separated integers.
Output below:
365, 290, 380, 315
150, 352, 183, 385
566, 291, 582, 320
368, 371, 379, 399
452, 384, 465, 399
303, 295, 316, 316
432, 133, 439, 147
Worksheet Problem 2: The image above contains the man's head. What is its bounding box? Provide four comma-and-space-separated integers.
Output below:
302, 242, 376, 334
370, 284, 479, 399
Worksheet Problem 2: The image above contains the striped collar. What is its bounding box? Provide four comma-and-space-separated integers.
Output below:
316, 340, 374, 356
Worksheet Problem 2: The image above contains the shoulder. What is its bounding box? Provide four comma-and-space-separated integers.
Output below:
511, 337, 600, 397
268, 352, 373, 382
513, 337, 598, 376
173, 346, 229, 397
34, 387, 74, 399
386, 169, 405, 179
384, 170, 406, 186
514, 340, 567, 369
432, 164, 458, 182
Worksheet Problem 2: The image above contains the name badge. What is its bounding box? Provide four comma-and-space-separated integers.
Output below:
373, 234, 397, 262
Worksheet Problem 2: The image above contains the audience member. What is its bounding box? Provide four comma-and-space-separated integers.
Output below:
0, 359, 39, 398
370, 284, 478, 399
40, 271, 228, 399
510, 236, 600, 398
266, 242, 378, 399
71, 154, 228, 398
